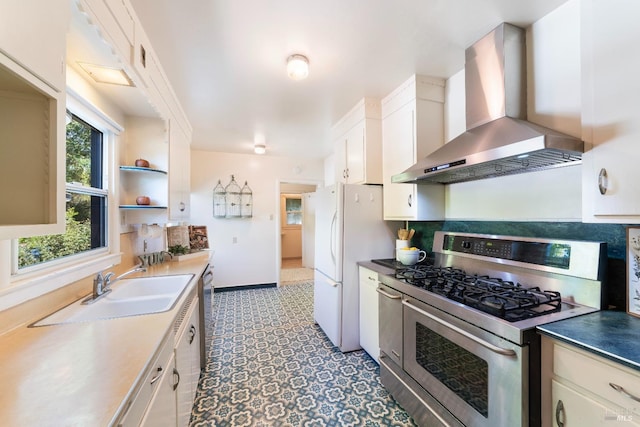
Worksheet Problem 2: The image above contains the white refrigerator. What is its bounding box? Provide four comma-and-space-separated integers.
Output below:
314, 183, 395, 352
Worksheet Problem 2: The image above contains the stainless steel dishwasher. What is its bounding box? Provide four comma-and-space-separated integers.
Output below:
198, 263, 214, 369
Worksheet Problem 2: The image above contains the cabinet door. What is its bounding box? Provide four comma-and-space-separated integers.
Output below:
140, 352, 177, 427
582, 2, 640, 219
358, 267, 379, 362
175, 299, 201, 427
0, 0, 68, 90
0, 55, 65, 239
334, 137, 348, 184
382, 102, 417, 219
345, 123, 365, 184
169, 119, 191, 220
551, 380, 639, 427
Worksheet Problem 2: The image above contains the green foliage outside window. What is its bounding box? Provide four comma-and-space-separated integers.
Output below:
18, 208, 91, 268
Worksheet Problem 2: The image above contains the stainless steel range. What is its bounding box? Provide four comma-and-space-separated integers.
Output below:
376, 231, 607, 427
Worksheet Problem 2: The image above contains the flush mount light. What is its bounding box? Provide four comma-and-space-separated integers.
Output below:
286, 54, 309, 81
78, 62, 135, 86
254, 134, 266, 154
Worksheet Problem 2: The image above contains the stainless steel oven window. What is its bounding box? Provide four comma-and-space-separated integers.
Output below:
416, 323, 489, 416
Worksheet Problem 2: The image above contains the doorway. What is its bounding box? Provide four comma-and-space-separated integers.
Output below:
279, 182, 317, 284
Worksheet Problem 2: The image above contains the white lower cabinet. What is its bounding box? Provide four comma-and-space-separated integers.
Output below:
175, 297, 201, 427
358, 266, 379, 362
118, 330, 175, 426
141, 351, 178, 426
542, 337, 640, 427
117, 295, 201, 427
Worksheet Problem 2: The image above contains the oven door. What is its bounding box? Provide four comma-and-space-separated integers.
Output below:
403, 297, 527, 427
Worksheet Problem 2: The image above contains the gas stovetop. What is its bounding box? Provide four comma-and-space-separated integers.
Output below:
395, 265, 561, 322
376, 231, 607, 344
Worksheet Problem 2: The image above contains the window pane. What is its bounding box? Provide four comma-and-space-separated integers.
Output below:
18, 116, 107, 269
285, 198, 301, 212
18, 193, 104, 267
287, 212, 302, 225
66, 119, 93, 186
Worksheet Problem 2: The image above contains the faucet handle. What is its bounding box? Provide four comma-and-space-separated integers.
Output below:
103, 272, 116, 286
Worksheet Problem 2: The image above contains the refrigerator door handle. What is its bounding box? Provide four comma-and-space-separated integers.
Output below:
330, 211, 337, 265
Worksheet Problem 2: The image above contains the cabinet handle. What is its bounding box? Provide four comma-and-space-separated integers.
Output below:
598, 168, 608, 195
407, 194, 412, 207
609, 382, 640, 402
150, 366, 163, 385
367, 276, 376, 281
376, 287, 401, 299
172, 368, 180, 391
189, 324, 196, 344
179, 202, 185, 212
555, 399, 565, 427
392, 350, 400, 358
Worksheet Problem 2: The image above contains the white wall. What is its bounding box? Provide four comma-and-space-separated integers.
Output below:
190, 151, 323, 288
444, 0, 583, 221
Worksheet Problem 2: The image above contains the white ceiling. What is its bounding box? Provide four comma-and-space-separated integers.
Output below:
121, 0, 570, 159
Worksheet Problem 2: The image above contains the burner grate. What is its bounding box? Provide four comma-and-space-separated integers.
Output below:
395, 265, 562, 322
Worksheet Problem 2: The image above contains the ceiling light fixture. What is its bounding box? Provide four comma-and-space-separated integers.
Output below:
254, 134, 266, 154
78, 62, 135, 86
286, 54, 309, 81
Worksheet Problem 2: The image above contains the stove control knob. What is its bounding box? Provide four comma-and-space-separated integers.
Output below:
462, 240, 471, 250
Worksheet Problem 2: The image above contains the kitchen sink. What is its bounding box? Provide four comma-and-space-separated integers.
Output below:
33, 274, 194, 326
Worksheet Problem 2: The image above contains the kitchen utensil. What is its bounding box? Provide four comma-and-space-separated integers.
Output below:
408, 229, 415, 240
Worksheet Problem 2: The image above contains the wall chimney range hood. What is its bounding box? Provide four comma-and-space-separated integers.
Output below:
392, 23, 583, 185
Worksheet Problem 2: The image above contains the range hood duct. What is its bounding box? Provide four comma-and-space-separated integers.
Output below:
393, 23, 583, 185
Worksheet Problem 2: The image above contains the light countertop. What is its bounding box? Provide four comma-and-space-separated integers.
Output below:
0, 254, 210, 426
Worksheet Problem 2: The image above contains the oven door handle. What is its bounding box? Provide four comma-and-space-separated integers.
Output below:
402, 299, 517, 357
376, 287, 401, 299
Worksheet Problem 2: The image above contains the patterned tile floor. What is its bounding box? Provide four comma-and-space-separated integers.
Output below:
190, 282, 417, 426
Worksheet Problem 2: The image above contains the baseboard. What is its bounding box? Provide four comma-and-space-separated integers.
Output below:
214, 283, 277, 292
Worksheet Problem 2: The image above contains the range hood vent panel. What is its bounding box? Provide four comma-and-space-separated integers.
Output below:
393, 23, 583, 185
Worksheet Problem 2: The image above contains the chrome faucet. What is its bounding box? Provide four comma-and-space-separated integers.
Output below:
84, 265, 147, 304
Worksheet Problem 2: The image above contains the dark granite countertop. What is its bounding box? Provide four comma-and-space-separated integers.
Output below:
537, 311, 640, 372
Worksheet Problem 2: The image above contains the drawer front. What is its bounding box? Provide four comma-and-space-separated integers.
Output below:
553, 342, 640, 416
551, 379, 639, 427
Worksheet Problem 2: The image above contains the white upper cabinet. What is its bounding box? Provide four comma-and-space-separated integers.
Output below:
381, 75, 445, 220
333, 98, 382, 185
168, 119, 191, 221
0, 0, 68, 239
581, 0, 640, 222
0, 0, 68, 91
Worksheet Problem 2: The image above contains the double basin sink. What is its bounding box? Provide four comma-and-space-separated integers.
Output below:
34, 274, 194, 326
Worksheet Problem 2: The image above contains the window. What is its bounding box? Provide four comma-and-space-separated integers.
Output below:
16, 114, 108, 270
281, 194, 302, 227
